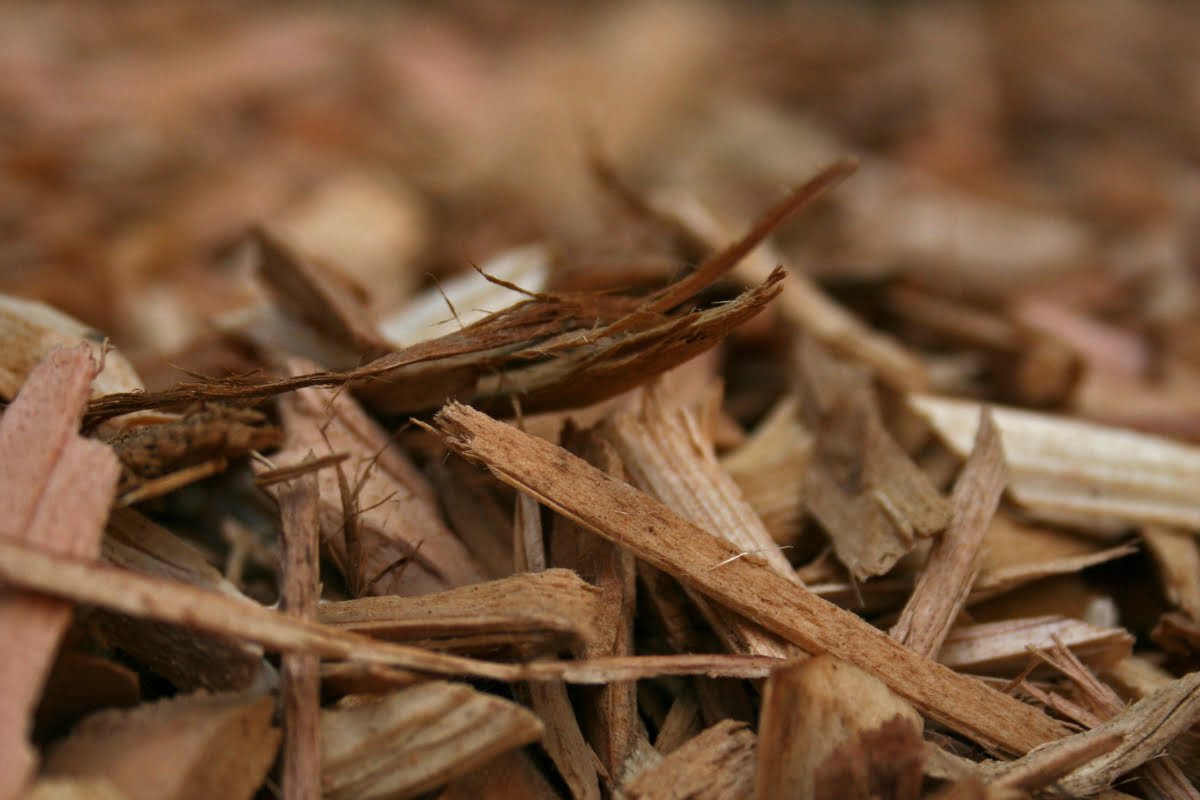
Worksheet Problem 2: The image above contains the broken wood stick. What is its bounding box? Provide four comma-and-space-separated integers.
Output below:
430, 402, 1070, 755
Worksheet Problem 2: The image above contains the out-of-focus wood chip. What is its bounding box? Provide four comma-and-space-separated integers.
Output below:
756, 655, 923, 800
0, 346, 120, 800
43, 692, 279, 800
621, 720, 756, 800
910, 394, 1200, 530
320, 682, 543, 800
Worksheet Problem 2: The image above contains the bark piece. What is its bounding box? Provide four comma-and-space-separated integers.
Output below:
798, 340, 951, 580
264, 357, 485, 596
97, 509, 267, 692
431, 402, 1070, 754
277, 471, 321, 800
87, 268, 783, 425
891, 410, 1006, 656
937, 616, 1133, 677
319, 568, 601, 654
0, 346, 120, 800
911, 394, 1200, 530
756, 655, 923, 800
621, 720, 756, 800
321, 682, 543, 800
103, 404, 279, 497
43, 692, 279, 800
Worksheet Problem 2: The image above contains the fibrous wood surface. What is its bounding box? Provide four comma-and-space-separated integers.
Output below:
4, 4, 1200, 798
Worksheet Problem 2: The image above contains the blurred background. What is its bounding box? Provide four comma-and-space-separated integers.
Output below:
1, 0, 1197, 427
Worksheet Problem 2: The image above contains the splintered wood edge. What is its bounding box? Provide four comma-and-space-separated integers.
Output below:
430, 402, 1070, 755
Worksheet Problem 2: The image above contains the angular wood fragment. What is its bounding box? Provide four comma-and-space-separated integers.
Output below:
43, 692, 279, 800
263, 358, 485, 596
321, 682, 543, 800
97, 509, 267, 692
798, 340, 950, 580
1143, 525, 1200, 621
937, 616, 1133, 677
972, 515, 1136, 603
621, 720, 755, 800
0, 346, 120, 800
277, 471, 321, 800
756, 655, 923, 800
653, 690, 702, 755
910, 394, 1200, 530
0, 295, 143, 404
430, 403, 1070, 754
892, 410, 1006, 656
604, 385, 798, 658
319, 569, 602, 654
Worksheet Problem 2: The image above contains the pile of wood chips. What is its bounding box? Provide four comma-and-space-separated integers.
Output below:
3, 3, 1200, 799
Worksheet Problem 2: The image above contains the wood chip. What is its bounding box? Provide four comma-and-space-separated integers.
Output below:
0, 346, 120, 800
621, 720, 756, 800
1143, 525, 1200, 621
318, 568, 601, 654
320, 682, 543, 800
756, 655, 923, 800
911, 394, 1200, 530
43, 692, 279, 800
603, 384, 797, 659
276, 471, 321, 800
937, 616, 1133, 677
430, 402, 1070, 754
797, 339, 951, 580
891, 409, 1006, 656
